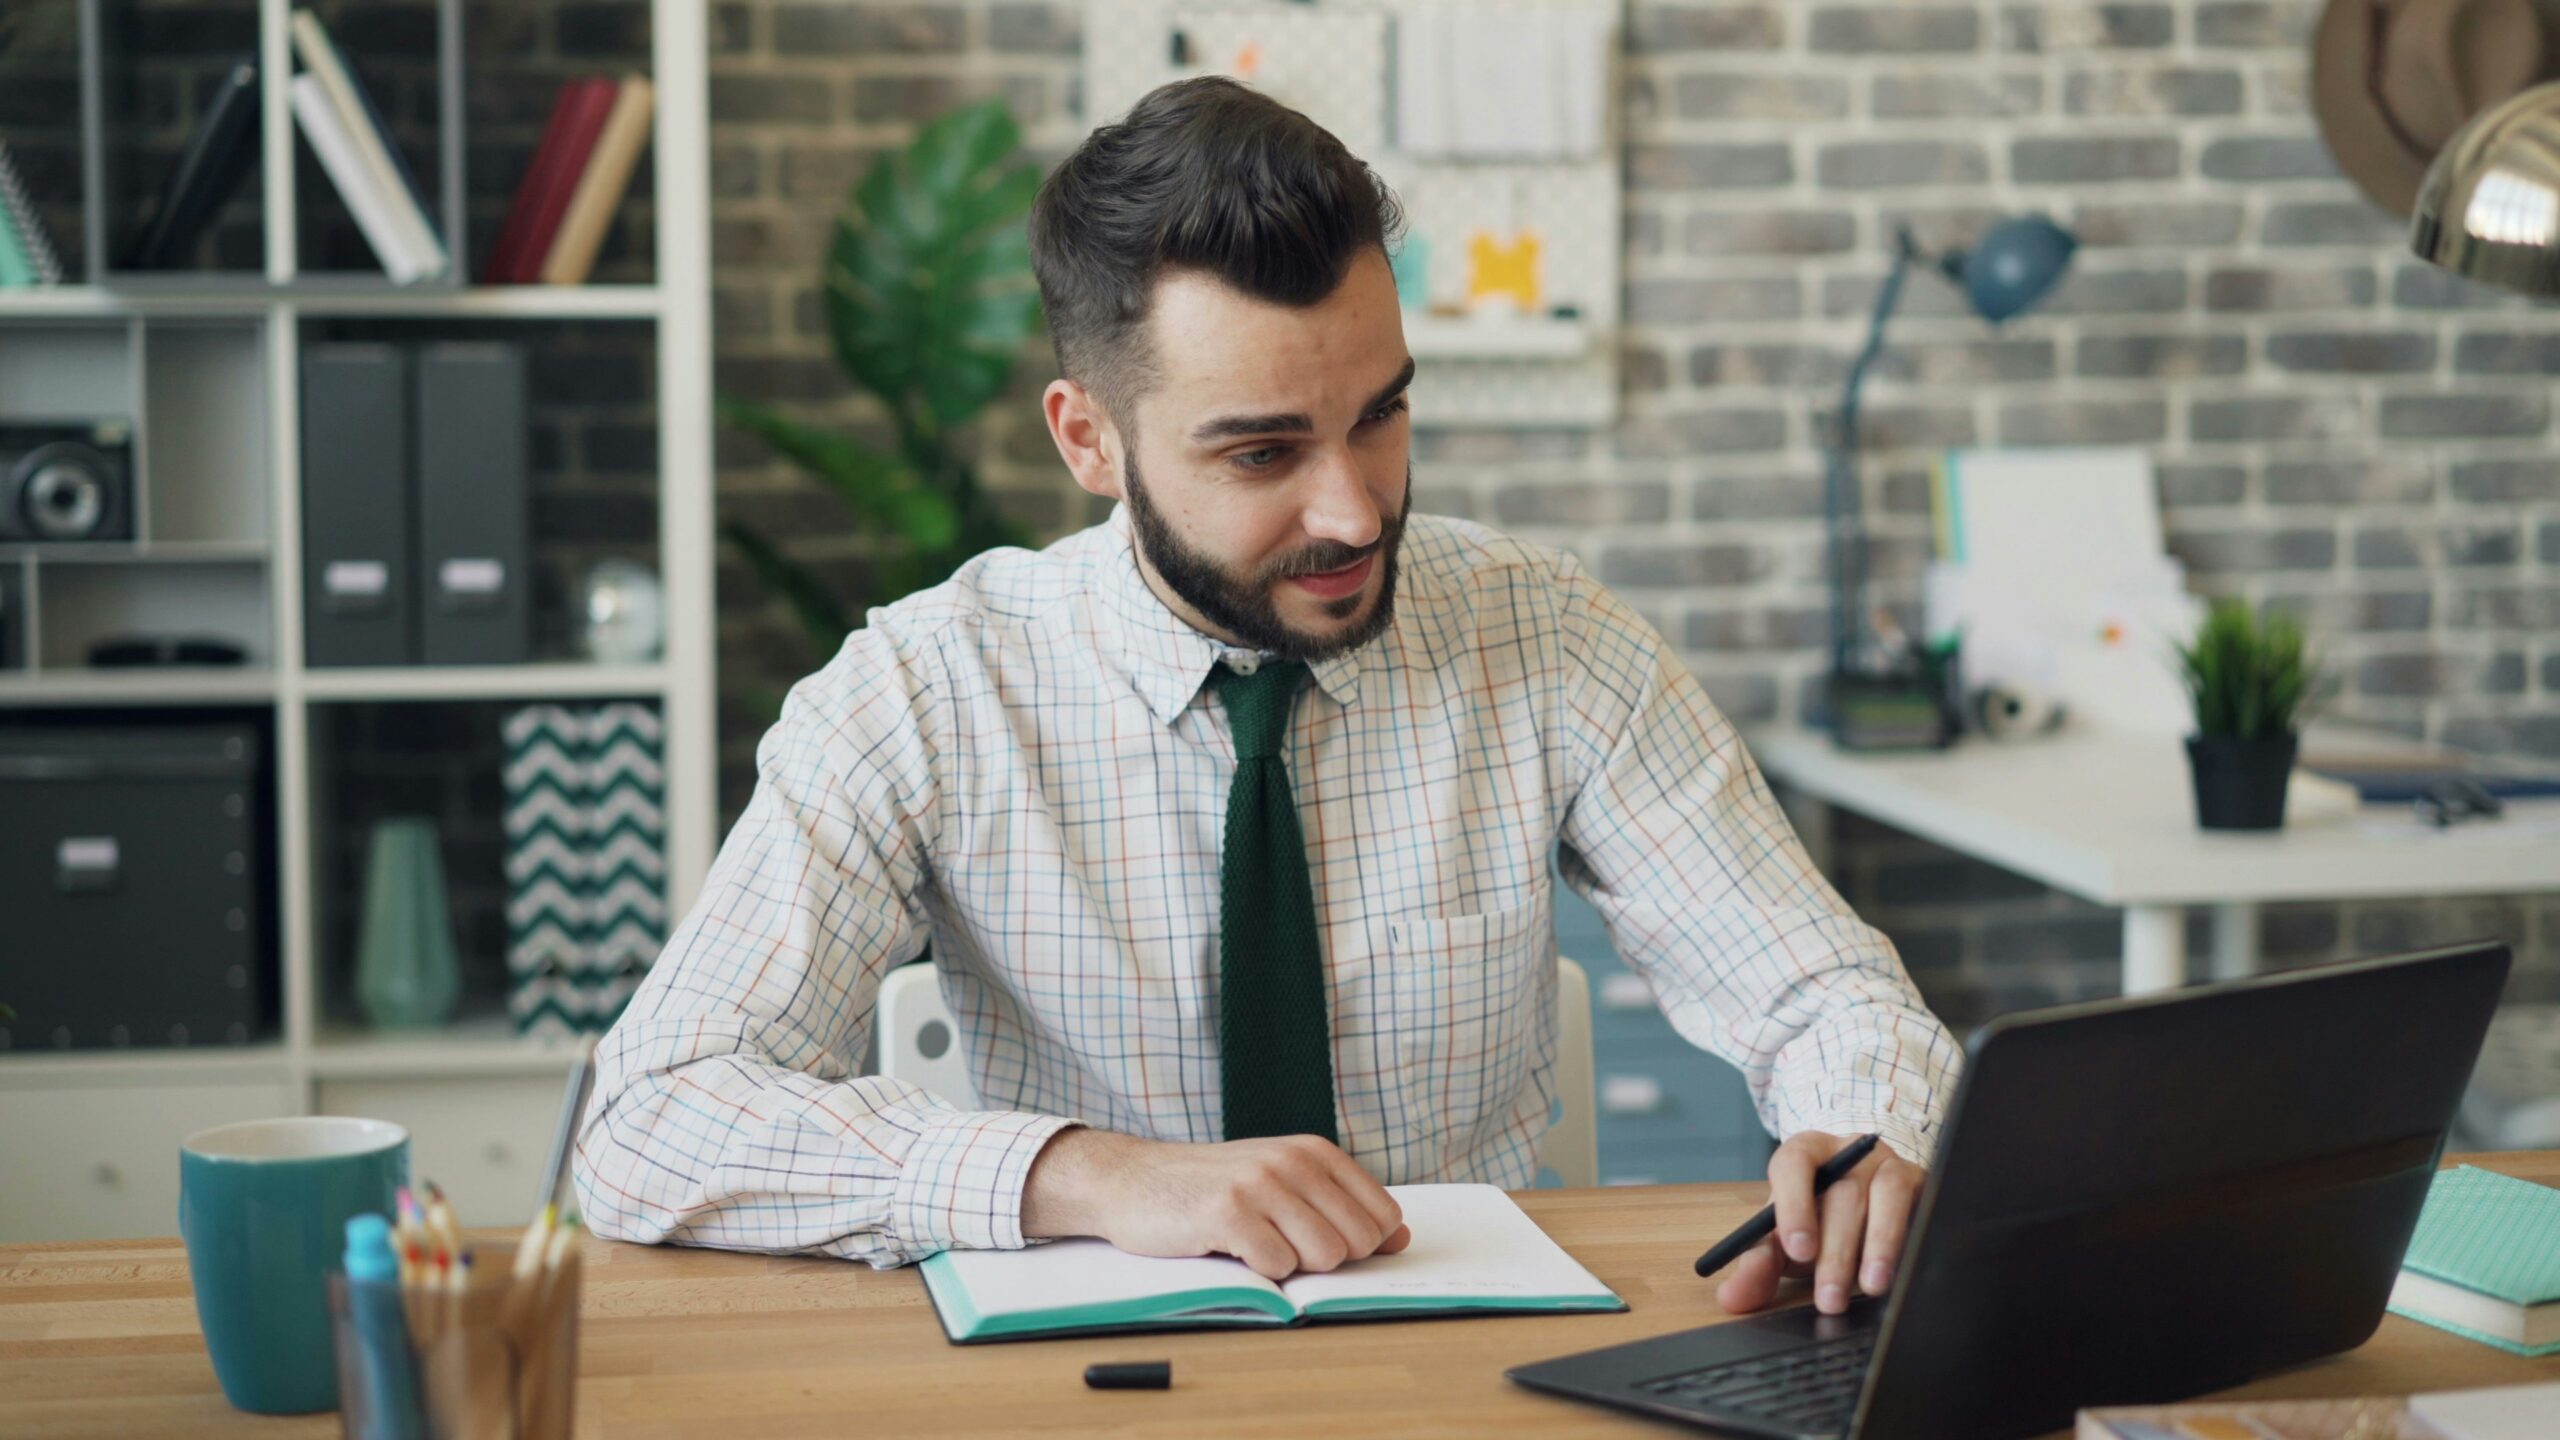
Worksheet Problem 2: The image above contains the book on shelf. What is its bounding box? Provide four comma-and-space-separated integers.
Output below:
0, 141, 66, 286
289, 8, 446, 281
537, 74, 653, 285
2385, 1164, 2560, 1357
485, 77, 619, 285
290, 75, 429, 284
122, 53, 260, 270
485, 73, 649, 286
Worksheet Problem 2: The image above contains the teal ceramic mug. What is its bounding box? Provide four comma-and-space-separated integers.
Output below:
179, 1116, 409, 1413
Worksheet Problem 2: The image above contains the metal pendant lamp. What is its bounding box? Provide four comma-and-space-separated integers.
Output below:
2412, 81, 2560, 296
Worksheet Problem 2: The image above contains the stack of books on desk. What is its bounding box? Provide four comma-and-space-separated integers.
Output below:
2385, 1165, 2560, 1357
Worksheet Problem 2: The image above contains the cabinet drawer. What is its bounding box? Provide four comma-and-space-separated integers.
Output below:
0, 1079, 297, 1242
318, 1073, 572, 1228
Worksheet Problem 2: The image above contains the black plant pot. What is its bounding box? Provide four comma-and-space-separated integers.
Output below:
2185, 732, 2299, 831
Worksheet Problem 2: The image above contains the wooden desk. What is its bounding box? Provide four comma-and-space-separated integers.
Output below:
7, 1154, 2557, 1438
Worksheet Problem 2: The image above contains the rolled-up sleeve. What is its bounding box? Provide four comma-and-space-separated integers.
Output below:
572, 627, 1078, 1266
1548, 555, 1961, 1167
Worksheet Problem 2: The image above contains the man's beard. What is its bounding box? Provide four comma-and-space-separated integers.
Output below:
1122, 451, 1409, 664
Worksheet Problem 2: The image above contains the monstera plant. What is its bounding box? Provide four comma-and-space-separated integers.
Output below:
721, 99, 1045, 664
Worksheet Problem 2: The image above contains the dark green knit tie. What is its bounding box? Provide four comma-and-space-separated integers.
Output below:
1211, 659, 1338, 1144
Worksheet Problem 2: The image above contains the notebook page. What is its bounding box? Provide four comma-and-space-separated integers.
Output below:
931, 1237, 1283, 1322
1277, 1184, 1618, 1312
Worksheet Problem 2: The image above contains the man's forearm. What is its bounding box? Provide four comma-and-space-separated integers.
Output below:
1020, 1124, 1118, 1239
1014, 1127, 1413, 1280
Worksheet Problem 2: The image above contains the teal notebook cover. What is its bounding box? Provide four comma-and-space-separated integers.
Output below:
2386, 1164, 2560, 1357
918, 1183, 1626, 1344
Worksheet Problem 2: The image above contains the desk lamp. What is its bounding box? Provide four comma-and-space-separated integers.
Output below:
2411, 82, 2560, 296
1826, 214, 2078, 750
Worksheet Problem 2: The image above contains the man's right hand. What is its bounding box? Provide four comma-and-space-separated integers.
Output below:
1020, 1128, 1410, 1280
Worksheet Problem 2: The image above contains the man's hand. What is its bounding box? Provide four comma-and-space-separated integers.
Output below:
1710, 1131, 1926, 1317
1021, 1128, 1411, 1281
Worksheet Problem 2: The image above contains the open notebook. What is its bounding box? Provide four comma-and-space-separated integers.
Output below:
919, 1183, 1626, 1343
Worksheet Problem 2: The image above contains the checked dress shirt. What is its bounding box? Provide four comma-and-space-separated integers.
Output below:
574, 506, 1963, 1267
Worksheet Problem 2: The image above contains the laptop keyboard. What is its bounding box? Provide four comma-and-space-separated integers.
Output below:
1633, 1329, 1878, 1434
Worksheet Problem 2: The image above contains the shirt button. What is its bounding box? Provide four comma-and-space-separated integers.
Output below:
1224, 651, 1259, 676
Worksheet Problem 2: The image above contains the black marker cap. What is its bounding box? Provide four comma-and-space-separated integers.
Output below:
1084, 1361, 1171, 1390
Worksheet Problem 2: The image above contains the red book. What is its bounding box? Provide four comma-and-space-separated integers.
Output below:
483, 77, 618, 284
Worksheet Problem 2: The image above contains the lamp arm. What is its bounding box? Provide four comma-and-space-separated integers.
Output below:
1827, 227, 1928, 675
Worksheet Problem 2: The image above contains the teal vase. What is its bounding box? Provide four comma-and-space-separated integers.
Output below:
355, 817, 460, 1028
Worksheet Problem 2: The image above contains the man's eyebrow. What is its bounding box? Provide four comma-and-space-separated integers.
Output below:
1186, 356, 1419, 446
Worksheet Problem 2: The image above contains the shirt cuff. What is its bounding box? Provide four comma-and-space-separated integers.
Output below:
1802, 1113, 1940, 1171
888, 1109, 1081, 1256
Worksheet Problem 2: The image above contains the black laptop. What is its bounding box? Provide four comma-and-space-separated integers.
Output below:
1508, 941, 2513, 1440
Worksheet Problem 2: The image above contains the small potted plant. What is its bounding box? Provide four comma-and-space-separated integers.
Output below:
2176, 599, 2323, 831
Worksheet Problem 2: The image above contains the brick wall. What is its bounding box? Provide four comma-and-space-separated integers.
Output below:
705, 1, 2559, 1005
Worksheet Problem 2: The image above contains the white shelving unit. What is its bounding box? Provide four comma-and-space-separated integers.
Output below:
0, 0, 715, 1241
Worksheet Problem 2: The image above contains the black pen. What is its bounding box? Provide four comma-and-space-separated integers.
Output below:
1694, 1133, 1882, 1277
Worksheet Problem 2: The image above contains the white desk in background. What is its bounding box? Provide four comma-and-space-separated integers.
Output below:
1743, 724, 2560, 995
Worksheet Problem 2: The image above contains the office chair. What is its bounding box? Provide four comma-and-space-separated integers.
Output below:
874, 955, 1600, 1188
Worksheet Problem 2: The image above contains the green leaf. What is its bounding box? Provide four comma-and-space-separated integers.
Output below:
718, 96, 1045, 650
718, 398, 961, 549
2179, 598, 2327, 740
823, 97, 1044, 437
720, 520, 851, 660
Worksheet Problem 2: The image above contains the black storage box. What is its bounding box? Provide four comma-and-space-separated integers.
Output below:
0, 720, 276, 1050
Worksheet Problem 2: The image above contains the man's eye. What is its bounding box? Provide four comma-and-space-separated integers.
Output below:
1364, 396, 1410, 426
1234, 446, 1285, 470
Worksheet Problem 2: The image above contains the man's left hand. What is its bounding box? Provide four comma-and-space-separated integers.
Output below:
1711, 1130, 1926, 1317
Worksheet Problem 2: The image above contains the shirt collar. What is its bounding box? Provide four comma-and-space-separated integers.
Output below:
1091, 505, 1364, 726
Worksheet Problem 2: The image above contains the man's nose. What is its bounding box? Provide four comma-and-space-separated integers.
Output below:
1298, 450, 1382, 551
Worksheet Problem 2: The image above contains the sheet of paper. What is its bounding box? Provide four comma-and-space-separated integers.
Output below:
1276, 1183, 1613, 1309
931, 1236, 1278, 1321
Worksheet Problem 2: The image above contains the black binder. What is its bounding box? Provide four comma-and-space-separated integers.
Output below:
414, 342, 530, 664
300, 344, 415, 666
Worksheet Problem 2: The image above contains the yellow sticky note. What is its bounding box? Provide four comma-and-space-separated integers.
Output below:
1465, 231, 1542, 313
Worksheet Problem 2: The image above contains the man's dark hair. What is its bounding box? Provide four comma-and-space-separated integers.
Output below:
1029, 77, 1404, 425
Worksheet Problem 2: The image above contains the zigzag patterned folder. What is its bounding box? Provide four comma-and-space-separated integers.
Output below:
2385, 1165, 2560, 1357
502, 703, 666, 1037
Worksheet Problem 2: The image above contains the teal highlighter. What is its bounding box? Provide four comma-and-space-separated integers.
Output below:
337, 1215, 426, 1440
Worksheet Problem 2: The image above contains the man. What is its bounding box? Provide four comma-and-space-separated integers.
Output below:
576, 77, 1962, 1321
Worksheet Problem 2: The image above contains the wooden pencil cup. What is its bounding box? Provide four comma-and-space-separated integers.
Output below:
328, 1240, 582, 1440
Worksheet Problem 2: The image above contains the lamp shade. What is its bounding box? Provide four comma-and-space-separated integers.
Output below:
2412, 80, 2560, 298
1955, 215, 2078, 323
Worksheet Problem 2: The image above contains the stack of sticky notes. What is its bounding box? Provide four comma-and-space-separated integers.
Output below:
2386, 1165, 2560, 1357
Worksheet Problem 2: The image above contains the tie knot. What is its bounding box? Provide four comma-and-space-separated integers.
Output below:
1211, 659, 1306, 759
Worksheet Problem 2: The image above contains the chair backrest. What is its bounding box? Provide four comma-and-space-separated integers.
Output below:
875, 961, 975, 1103
873, 955, 1601, 1189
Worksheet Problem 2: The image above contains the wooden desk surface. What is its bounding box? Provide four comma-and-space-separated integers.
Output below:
7, 1152, 2556, 1439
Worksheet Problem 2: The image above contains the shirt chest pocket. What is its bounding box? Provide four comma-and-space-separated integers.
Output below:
1377, 902, 1552, 1161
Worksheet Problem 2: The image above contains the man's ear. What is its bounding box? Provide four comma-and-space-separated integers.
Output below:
1043, 378, 1126, 502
